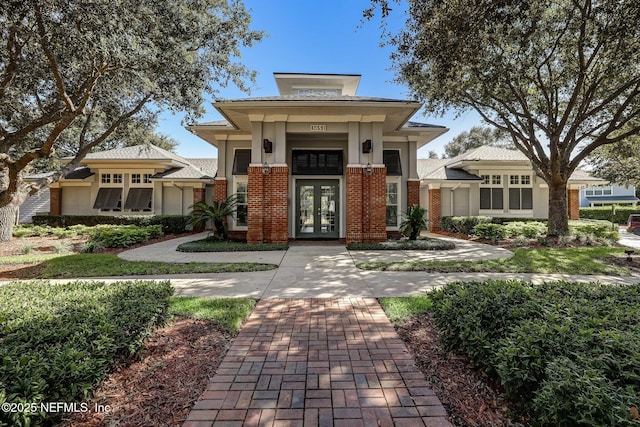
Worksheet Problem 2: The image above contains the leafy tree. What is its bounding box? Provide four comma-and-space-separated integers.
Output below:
426, 150, 439, 159
444, 126, 513, 158
0, 0, 263, 240
400, 205, 429, 240
188, 195, 239, 240
367, 0, 640, 236
588, 136, 640, 189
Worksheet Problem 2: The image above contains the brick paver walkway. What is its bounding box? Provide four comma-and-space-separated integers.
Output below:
183, 298, 452, 427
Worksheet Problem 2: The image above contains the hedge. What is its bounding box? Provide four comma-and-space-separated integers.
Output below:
32, 214, 189, 234
0, 280, 173, 426
579, 207, 640, 224
440, 216, 548, 234
431, 280, 640, 426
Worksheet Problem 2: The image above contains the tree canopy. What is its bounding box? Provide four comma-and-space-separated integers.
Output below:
444, 126, 513, 158
368, 0, 640, 235
0, 0, 262, 239
588, 136, 640, 189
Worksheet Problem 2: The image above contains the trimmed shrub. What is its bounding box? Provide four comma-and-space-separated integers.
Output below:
471, 223, 506, 241
503, 221, 546, 238
87, 225, 163, 249
32, 215, 188, 234
430, 280, 640, 426
570, 221, 619, 240
580, 206, 640, 224
440, 216, 492, 234
0, 280, 173, 426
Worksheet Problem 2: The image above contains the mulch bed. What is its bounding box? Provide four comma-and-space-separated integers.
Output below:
59, 318, 232, 427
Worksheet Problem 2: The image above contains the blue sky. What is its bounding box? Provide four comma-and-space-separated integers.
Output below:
158, 0, 482, 159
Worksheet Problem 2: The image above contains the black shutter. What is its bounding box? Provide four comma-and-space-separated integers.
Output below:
93, 188, 122, 210
124, 188, 153, 210
480, 188, 491, 209
509, 188, 521, 210
492, 188, 503, 209
292, 150, 343, 175
522, 188, 533, 209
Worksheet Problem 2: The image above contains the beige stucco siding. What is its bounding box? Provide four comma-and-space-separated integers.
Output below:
61, 187, 93, 215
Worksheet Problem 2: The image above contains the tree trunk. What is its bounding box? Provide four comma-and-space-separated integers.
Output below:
0, 203, 19, 241
547, 179, 570, 237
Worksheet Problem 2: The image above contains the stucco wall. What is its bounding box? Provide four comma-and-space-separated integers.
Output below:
61, 187, 93, 215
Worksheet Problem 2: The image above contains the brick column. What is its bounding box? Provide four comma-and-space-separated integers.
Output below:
50, 187, 62, 215
568, 189, 580, 220
346, 167, 363, 244
213, 178, 227, 202
345, 166, 387, 243
247, 166, 264, 244
407, 180, 420, 208
264, 166, 289, 244
428, 188, 441, 231
193, 188, 205, 204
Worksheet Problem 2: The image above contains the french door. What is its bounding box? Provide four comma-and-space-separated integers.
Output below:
296, 180, 339, 239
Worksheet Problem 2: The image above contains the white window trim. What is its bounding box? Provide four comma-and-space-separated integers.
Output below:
233, 176, 248, 230
386, 177, 401, 230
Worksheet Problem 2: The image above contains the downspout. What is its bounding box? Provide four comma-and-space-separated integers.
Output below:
172, 182, 185, 215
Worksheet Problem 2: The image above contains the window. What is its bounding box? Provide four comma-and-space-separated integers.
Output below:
101, 174, 111, 184
521, 175, 531, 185
509, 188, 533, 210
586, 185, 612, 196
480, 188, 503, 210
131, 174, 141, 184
93, 188, 122, 211
510, 175, 520, 185
480, 175, 490, 185
296, 88, 341, 96
386, 182, 399, 227
113, 173, 122, 184
124, 188, 153, 211
143, 174, 152, 184
492, 175, 501, 185
383, 150, 402, 176
235, 181, 248, 226
232, 149, 251, 175
292, 150, 343, 175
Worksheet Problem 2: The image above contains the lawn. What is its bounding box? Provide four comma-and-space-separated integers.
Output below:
169, 296, 256, 333
177, 238, 288, 252
359, 246, 631, 275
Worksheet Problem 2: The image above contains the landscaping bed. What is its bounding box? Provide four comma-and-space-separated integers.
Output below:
347, 237, 455, 251
176, 237, 288, 252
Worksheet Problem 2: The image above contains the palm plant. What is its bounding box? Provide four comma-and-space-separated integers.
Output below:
400, 205, 429, 240
187, 194, 238, 240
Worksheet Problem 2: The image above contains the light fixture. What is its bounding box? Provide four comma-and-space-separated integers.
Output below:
365, 162, 373, 176
262, 162, 270, 175
263, 138, 273, 153
362, 139, 372, 153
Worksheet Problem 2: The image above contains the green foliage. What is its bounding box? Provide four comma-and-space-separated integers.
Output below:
570, 222, 619, 240
440, 216, 492, 235
503, 221, 547, 239
0, 280, 173, 426
86, 225, 163, 249
443, 126, 513, 158
32, 215, 189, 234
188, 195, 239, 240
580, 207, 640, 224
169, 297, 256, 333
588, 138, 640, 188
471, 223, 506, 242
378, 296, 433, 324
346, 238, 455, 251
430, 280, 640, 426
177, 238, 288, 252
399, 205, 429, 240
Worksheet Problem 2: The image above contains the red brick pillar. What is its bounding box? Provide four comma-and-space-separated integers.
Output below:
367, 166, 387, 242
213, 178, 227, 202
407, 180, 420, 208
568, 189, 580, 220
265, 166, 289, 243
346, 167, 363, 244
247, 166, 264, 244
50, 187, 62, 215
428, 188, 441, 231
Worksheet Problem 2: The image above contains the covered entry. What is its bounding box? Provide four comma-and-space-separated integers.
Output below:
296, 180, 339, 238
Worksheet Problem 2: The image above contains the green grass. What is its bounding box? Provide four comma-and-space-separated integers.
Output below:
378, 295, 433, 324
38, 254, 276, 278
169, 297, 256, 333
0, 253, 63, 264
359, 246, 630, 275
177, 238, 288, 252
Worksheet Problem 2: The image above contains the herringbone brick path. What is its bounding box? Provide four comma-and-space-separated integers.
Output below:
183, 298, 452, 427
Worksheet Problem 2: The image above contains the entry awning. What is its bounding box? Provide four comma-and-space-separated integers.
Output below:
124, 188, 153, 210
93, 188, 122, 210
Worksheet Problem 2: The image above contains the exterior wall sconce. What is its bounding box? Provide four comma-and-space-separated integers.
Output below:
263, 139, 273, 153
262, 162, 270, 175
362, 139, 372, 153
365, 162, 373, 176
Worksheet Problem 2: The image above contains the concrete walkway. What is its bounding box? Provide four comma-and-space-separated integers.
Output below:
183, 298, 452, 427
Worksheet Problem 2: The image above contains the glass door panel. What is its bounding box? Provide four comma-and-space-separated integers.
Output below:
296, 180, 339, 238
